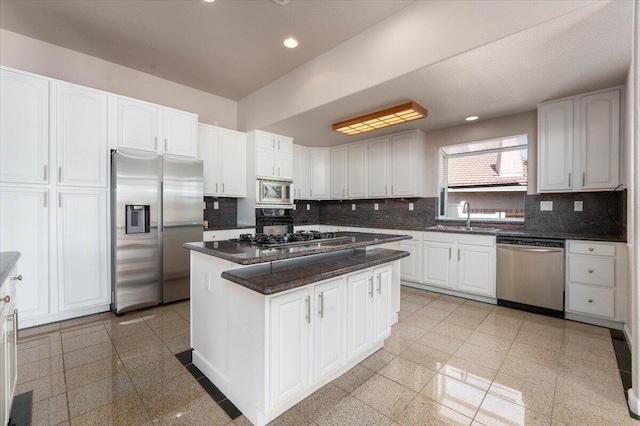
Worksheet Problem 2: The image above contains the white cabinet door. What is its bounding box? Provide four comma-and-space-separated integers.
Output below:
330, 146, 347, 199
117, 98, 159, 152
0, 187, 49, 321
310, 148, 331, 199
372, 265, 392, 343
255, 148, 276, 179
269, 288, 310, 409
423, 242, 455, 289
54, 83, 108, 188
276, 152, 293, 180
538, 100, 574, 192
220, 128, 246, 197
457, 244, 495, 297
162, 109, 198, 158
580, 90, 620, 190
57, 190, 109, 311
313, 279, 344, 382
345, 270, 372, 362
198, 124, 221, 196
391, 132, 418, 196
276, 136, 293, 154
400, 240, 422, 283
368, 137, 390, 198
0, 69, 49, 184
347, 142, 367, 199
256, 131, 276, 150
293, 145, 310, 199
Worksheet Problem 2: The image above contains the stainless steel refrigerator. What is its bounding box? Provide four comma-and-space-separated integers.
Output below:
111, 149, 203, 314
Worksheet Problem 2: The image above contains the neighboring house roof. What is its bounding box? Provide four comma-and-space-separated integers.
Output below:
447, 152, 528, 188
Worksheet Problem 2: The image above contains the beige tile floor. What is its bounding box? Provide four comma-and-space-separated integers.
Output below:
16, 286, 638, 426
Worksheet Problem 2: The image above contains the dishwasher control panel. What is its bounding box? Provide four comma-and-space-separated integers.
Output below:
496, 237, 564, 248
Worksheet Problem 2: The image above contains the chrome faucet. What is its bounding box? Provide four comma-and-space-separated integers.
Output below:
462, 201, 471, 229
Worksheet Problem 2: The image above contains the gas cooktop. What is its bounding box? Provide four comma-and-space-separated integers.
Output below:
232, 230, 349, 248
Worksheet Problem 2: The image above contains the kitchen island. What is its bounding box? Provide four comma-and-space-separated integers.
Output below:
184, 232, 410, 426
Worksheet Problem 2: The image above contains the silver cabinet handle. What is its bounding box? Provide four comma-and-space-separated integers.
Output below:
319, 292, 324, 319
278, 167, 280, 176
305, 296, 311, 323
222, 183, 225, 193
58, 193, 62, 208
10, 275, 22, 281
582, 172, 586, 187
568, 173, 571, 187
343, 188, 345, 197
58, 167, 62, 183
310, 189, 313, 197
165, 138, 168, 151
369, 276, 374, 298
385, 186, 387, 195
43, 192, 47, 208
215, 183, 218, 193
44, 165, 47, 181
458, 249, 460, 261
391, 185, 394, 194
377, 274, 382, 294
11, 309, 17, 344
278, 140, 281, 150
154, 137, 158, 150
272, 139, 275, 149
449, 247, 451, 260
588, 299, 593, 303
1, 296, 10, 303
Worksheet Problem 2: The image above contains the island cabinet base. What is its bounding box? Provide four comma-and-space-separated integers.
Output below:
189, 251, 401, 426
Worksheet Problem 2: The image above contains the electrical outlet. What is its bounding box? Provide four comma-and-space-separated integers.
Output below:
574, 201, 583, 211
352, 204, 356, 211
306, 204, 310, 211
203, 201, 207, 209
409, 203, 414, 211
213, 201, 219, 210
374, 203, 379, 210
292, 204, 297, 210
540, 201, 553, 211
203, 220, 208, 228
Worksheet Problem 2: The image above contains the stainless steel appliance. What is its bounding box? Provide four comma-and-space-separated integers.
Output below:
496, 237, 565, 318
233, 230, 341, 247
255, 208, 294, 235
111, 150, 203, 314
256, 180, 293, 206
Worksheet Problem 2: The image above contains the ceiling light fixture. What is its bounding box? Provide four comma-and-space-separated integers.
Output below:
332, 101, 428, 136
283, 37, 298, 48
465, 116, 479, 121
203, 0, 215, 3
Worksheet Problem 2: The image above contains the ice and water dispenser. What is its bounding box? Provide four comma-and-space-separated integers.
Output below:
125, 205, 150, 234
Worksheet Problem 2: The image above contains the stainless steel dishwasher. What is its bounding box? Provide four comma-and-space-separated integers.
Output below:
496, 237, 565, 318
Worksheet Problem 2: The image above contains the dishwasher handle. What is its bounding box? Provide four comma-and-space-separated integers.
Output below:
497, 244, 564, 253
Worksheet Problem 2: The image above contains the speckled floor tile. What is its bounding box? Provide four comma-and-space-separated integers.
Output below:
161, 333, 191, 354
383, 334, 414, 356
395, 394, 472, 426
69, 394, 149, 426
142, 311, 187, 330
62, 329, 111, 353
507, 341, 559, 370
555, 371, 628, 410
60, 314, 109, 330
31, 392, 69, 426
514, 329, 562, 353
333, 365, 375, 393
399, 342, 451, 371
437, 295, 465, 305
400, 313, 440, 331
413, 306, 451, 321
563, 320, 611, 339
60, 323, 106, 340
400, 287, 419, 298
519, 321, 564, 339
466, 330, 513, 354
481, 312, 525, 330
441, 312, 484, 330
19, 322, 61, 339
427, 299, 461, 313
137, 371, 206, 418
420, 373, 485, 419
561, 341, 619, 370
454, 342, 505, 371
552, 391, 637, 426
452, 305, 492, 320
378, 357, 436, 392
17, 339, 63, 365
103, 317, 152, 340
402, 293, 436, 307
438, 356, 497, 392
64, 355, 126, 391
475, 393, 551, 426
128, 353, 187, 390
154, 394, 231, 426
63, 342, 118, 370
352, 374, 416, 419
18, 331, 61, 351
266, 406, 313, 426
390, 323, 428, 341
294, 383, 348, 421
558, 354, 622, 390
16, 371, 66, 403
416, 330, 465, 355
315, 394, 392, 426
17, 354, 64, 384
152, 320, 190, 341
563, 329, 614, 352
360, 349, 396, 371
476, 321, 519, 341
489, 372, 554, 417
399, 300, 423, 314
67, 372, 136, 418
431, 322, 474, 341
116, 338, 173, 370
498, 356, 557, 390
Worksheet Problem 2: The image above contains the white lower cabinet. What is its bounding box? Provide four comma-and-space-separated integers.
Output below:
422, 232, 496, 298
400, 236, 422, 284
1, 261, 18, 426
313, 279, 344, 382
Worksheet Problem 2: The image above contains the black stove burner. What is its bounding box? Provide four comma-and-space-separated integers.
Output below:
234, 231, 338, 247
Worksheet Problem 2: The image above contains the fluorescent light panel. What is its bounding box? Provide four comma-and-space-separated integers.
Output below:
333, 101, 428, 135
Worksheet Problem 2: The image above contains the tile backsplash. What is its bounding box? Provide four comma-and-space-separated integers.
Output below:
203, 197, 238, 228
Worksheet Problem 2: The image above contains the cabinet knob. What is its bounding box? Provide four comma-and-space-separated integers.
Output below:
588, 299, 593, 303
588, 269, 594, 274
1, 296, 10, 303
11, 275, 22, 281
588, 247, 594, 252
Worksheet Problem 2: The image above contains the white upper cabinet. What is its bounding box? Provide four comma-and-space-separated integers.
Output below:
293, 145, 311, 199
537, 100, 574, 191
580, 90, 620, 190
391, 130, 425, 197
330, 145, 348, 199
537, 87, 621, 193
310, 148, 331, 199
53, 82, 108, 187
368, 137, 391, 198
117, 97, 198, 158
116, 98, 159, 153
0, 69, 49, 184
253, 130, 293, 181
347, 141, 368, 199
161, 108, 198, 158
198, 124, 246, 197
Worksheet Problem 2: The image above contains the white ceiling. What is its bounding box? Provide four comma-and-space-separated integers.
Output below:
0, 0, 413, 100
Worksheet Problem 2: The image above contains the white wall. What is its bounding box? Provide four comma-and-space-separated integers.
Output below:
422, 111, 537, 197
0, 29, 238, 129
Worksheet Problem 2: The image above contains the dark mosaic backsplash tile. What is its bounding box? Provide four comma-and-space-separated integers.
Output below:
291, 200, 321, 225
524, 190, 625, 236
204, 197, 238, 228
318, 198, 437, 229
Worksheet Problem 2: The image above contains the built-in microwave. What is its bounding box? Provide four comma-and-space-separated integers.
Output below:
256, 179, 293, 206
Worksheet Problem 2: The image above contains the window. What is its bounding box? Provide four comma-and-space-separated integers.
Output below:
438, 135, 528, 221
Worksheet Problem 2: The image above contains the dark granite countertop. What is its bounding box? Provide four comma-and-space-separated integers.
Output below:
184, 232, 411, 265
203, 224, 255, 231
0, 252, 21, 286
222, 248, 409, 295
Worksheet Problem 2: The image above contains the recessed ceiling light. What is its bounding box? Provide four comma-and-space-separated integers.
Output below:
283, 38, 298, 48
203, 0, 215, 3
465, 116, 479, 121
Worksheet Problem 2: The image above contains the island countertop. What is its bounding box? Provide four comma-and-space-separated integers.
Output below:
183, 231, 411, 265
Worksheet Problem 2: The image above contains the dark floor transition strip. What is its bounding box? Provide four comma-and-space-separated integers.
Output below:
175, 349, 243, 420
9, 390, 32, 426
610, 329, 640, 421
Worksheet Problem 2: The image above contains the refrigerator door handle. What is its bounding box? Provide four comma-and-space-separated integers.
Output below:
160, 181, 164, 233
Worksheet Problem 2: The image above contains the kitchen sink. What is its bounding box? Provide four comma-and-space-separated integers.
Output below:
428, 225, 501, 234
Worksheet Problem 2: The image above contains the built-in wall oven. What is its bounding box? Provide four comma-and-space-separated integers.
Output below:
257, 179, 293, 206
255, 208, 294, 235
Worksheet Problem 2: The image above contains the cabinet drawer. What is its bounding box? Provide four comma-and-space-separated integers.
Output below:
423, 232, 455, 243
568, 256, 614, 287
203, 230, 227, 242
457, 234, 495, 247
568, 241, 616, 257
567, 284, 614, 318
